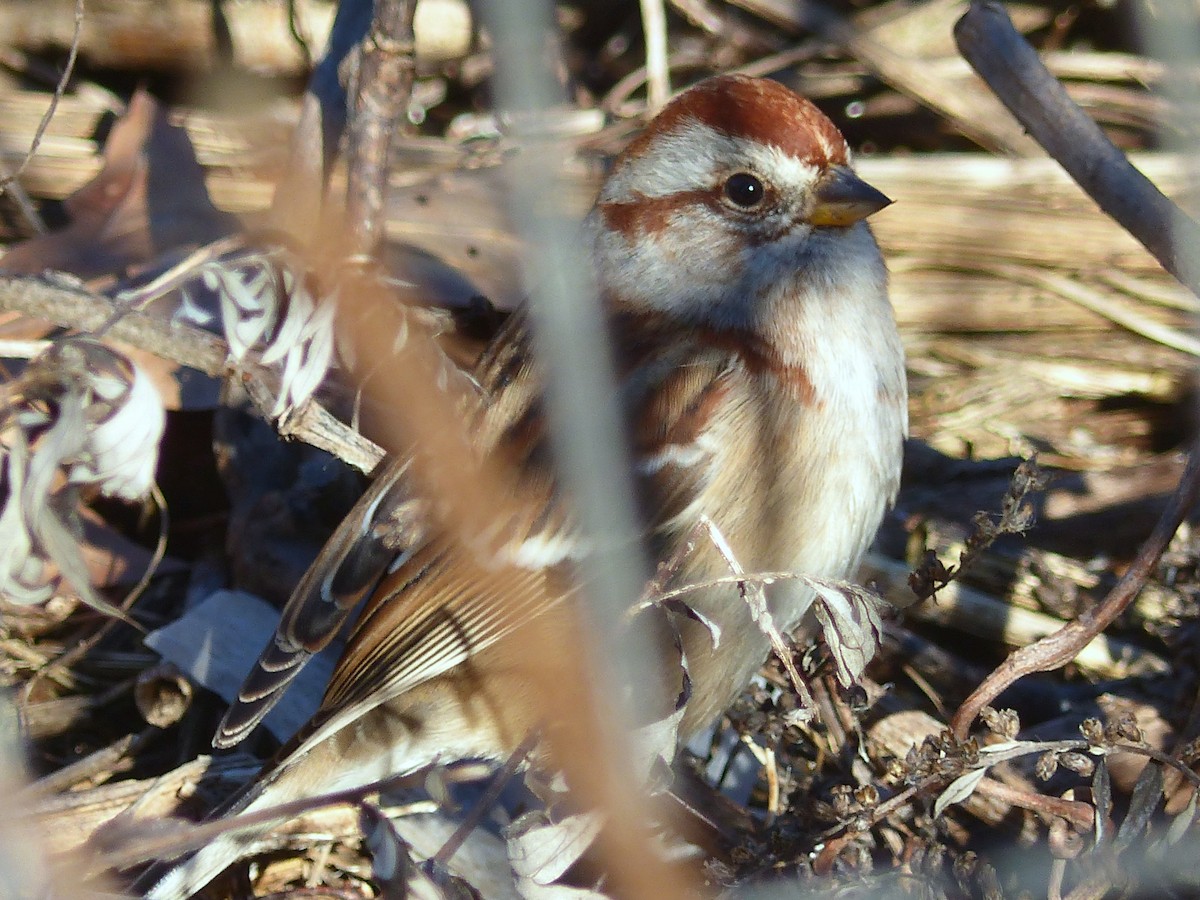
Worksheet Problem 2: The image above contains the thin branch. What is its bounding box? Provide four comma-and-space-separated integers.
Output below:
0, 274, 385, 474
0, 155, 46, 236
951, 442, 1200, 738
0, 276, 228, 373
976, 778, 1094, 832
344, 0, 417, 257
431, 731, 537, 868
955, 1, 1200, 299
0, 0, 84, 194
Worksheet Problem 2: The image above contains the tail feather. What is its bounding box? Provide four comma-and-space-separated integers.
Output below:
135, 652, 455, 899
214, 461, 416, 751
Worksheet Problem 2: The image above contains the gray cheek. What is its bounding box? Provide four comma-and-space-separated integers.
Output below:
591, 209, 753, 317
598, 234, 685, 307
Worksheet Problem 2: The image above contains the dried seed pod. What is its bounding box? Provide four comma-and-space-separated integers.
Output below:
136, 663, 194, 728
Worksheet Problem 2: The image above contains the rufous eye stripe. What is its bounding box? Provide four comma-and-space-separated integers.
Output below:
598, 189, 715, 238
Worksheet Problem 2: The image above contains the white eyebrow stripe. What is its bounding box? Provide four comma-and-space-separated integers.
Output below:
601, 123, 823, 203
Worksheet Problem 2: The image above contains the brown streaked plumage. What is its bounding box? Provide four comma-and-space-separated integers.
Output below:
143, 74, 906, 900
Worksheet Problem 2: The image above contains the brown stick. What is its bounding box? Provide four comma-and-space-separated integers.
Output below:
950, 442, 1200, 738
947, 1, 1200, 739
344, 0, 416, 257
0, 274, 385, 474
954, 1, 1200, 300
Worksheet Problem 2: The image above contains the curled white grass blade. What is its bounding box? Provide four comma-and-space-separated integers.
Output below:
174, 287, 215, 327
0, 429, 53, 605
933, 767, 989, 818
258, 266, 308, 366
22, 338, 164, 502
64, 344, 165, 500
32, 486, 140, 626
205, 263, 278, 361
201, 254, 337, 419
23, 386, 86, 509
0, 338, 161, 622
8, 404, 141, 622
268, 283, 338, 419
800, 575, 887, 687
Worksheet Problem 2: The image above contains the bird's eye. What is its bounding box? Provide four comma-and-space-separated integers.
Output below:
723, 172, 766, 208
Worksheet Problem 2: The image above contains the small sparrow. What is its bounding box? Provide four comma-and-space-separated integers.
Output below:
144, 74, 906, 898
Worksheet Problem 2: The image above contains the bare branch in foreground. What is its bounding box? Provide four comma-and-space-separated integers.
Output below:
0, 273, 385, 474
947, 1, 1200, 739
951, 441, 1200, 738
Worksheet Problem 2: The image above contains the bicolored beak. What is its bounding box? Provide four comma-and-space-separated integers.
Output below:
808, 166, 892, 227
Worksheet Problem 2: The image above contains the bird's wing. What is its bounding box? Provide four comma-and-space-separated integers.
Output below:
312, 538, 569, 718
213, 303, 495, 751
295, 319, 738, 761
212, 459, 425, 749
305, 314, 572, 722
219, 309, 737, 752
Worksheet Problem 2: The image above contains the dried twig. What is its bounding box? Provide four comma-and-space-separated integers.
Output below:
0, 0, 83, 198
0, 155, 46, 236
908, 457, 1047, 603
344, 0, 417, 257
0, 273, 385, 474
639, 0, 671, 110
700, 515, 816, 712
950, 442, 1200, 738
955, 1, 1200, 299
23, 729, 153, 798
431, 731, 537, 868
